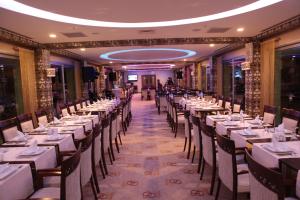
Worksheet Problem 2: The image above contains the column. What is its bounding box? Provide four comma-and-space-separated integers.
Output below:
35, 49, 54, 111
245, 41, 261, 116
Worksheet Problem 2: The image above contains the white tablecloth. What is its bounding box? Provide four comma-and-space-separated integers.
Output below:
216, 120, 264, 136
0, 164, 34, 200
2, 146, 57, 169
252, 141, 300, 168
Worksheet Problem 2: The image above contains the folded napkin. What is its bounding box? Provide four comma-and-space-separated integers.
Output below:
36, 123, 46, 131
11, 131, 27, 142
0, 163, 10, 174
255, 115, 260, 123
28, 140, 39, 152
244, 126, 253, 134
240, 110, 244, 115
277, 123, 285, 132
53, 117, 60, 123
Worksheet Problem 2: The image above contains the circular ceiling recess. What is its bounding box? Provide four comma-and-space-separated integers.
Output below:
0, 0, 282, 28
100, 48, 197, 62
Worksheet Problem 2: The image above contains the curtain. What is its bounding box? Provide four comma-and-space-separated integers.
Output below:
19, 48, 38, 114
260, 39, 275, 112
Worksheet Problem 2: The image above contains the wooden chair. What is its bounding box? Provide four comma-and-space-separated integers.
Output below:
200, 121, 217, 195
232, 99, 242, 113
281, 108, 300, 132
183, 111, 192, 159
101, 116, 113, 173
93, 124, 106, 180
172, 102, 185, 137
215, 134, 250, 200
263, 105, 277, 126
0, 117, 19, 142
191, 115, 202, 173
109, 110, 120, 161
28, 145, 82, 200
245, 150, 294, 200
75, 100, 82, 111
217, 96, 224, 108
68, 103, 76, 114
59, 104, 70, 117
35, 109, 50, 126
16, 113, 36, 132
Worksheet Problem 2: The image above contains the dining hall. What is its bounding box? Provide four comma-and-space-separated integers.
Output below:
0, 0, 300, 200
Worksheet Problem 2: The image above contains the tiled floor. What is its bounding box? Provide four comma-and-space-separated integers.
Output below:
84, 94, 240, 200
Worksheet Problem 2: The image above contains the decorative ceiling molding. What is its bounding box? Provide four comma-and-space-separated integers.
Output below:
0, 27, 83, 60
44, 37, 252, 49
255, 14, 300, 41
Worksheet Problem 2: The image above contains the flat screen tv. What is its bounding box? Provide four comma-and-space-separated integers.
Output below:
128, 74, 138, 81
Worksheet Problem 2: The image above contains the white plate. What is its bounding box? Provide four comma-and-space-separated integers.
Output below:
239, 130, 257, 137
19, 147, 46, 156
0, 165, 19, 180
248, 120, 260, 125
223, 121, 239, 126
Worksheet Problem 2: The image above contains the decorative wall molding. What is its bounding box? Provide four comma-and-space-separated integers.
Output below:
43, 37, 252, 49
0, 27, 83, 60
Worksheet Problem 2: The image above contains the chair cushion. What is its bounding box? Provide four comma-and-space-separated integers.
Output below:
237, 164, 249, 173
178, 115, 185, 124
237, 173, 250, 193
30, 187, 60, 199
43, 176, 61, 188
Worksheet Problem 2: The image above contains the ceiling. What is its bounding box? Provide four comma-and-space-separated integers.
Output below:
0, 0, 300, 66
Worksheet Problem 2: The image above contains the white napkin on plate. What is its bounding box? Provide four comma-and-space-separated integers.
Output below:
245, 126, 253, 134
36, 123, 46, 131
11, 131, 27, 142
0, 163, 9, 173
255, 115, 260, 123
28, 140, 39, 153
53, 117, 60, 123
277, 123, 285, 132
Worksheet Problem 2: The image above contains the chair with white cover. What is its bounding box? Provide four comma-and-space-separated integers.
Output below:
101, 116, 114, 169
218, 98, 224, 108
16, 113, 36, 133
68, 103, 76, 115
0, 117, 19, 142
232, 99, 242, 113
245, 150, 297, 200
263, 105, 277, 126
93, 123, 106, 180
191, 115, 202, 173
109, 110, 120, 161
75, 101, 82, 111
281, 108, 300, 132
35, 109, 50, 126
183, 111, 193, 159
215, 134, 250, 200
200, 121, 217, 195
59, 105, 70, 117
28, 145, 82, 200
172, 101, 185, 137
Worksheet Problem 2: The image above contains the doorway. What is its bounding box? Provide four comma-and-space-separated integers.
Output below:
141, 75, 156, 89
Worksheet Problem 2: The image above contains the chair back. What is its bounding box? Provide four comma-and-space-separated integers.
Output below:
79, 131, 94, 186
245, 150, 285, 200
101, 116, 110, 151
35, 109, 49, 125
200, 122, 216, 167
184, 111, 191, 138
75, 101, 82, 111
61, 144, 82, 200
93, 124, 102, 164
16, 113, 35, 132
60, 105, 70, 117
110, 111, 118, 139
218, 99, 223, 107
68, 104, 76, 114
191, 116, 201, 150
281, 108, 300, 131
263, 105, 277, 125
216, 134, 237, 191
233, 99, 242, 113
0, 118, 18, 142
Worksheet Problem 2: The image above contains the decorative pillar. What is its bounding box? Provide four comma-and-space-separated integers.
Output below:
35, 49, 54, 111
245, 41, 261, 116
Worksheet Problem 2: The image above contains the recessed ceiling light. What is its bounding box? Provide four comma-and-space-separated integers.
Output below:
183, 59, 187, 61
237, 27, 244, 32
109, 61, 113, 64
0, 0, 282, 28
292, 55, 296, 58
100, 48, 197, 62
209, 44, 215, 47
80, 48, 86, 51
49, 34, 56, 38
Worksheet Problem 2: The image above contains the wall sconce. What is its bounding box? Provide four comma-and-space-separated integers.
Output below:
46, 68, 56, 77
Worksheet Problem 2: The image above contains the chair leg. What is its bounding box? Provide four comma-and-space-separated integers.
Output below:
191, 146, 196, 163
107, 147, 113, 165
115, 138, 120, 153
118, 132, 122, 145
187, 136, 192, 159
183, 137, 187, 152
200, 161, 205, 180
197, 151, 202, 173
101, 148, 108, 174
99, 160, 106, 179
215, 178, 221, 200
109, 139, 116, 161
210, 164, 217, 195
90, 177, 98, 200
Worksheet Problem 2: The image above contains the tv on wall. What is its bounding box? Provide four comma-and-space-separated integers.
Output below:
128, 74, 138, 81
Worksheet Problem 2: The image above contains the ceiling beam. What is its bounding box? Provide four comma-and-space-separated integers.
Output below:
43, 37, 252, 49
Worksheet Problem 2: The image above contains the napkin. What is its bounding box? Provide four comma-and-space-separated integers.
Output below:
277, 123, 285, 132
240, 110, 244, 115
0, 163, 9, 173
37, 123, 46, 131
28, 140, 39, 152
255, 115, 260, 123
12, 131, 27, 142
217, 111, 221, 117
53, 117, 60, 123
245, 126, 252, 134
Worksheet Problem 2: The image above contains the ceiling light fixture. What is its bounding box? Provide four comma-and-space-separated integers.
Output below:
49, 33, 56, 38
237, 27, 245, 32
0, 0, 282, 28
100, 48, 197, 62
209, 44, 215, 47
80, 48, 86, 51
